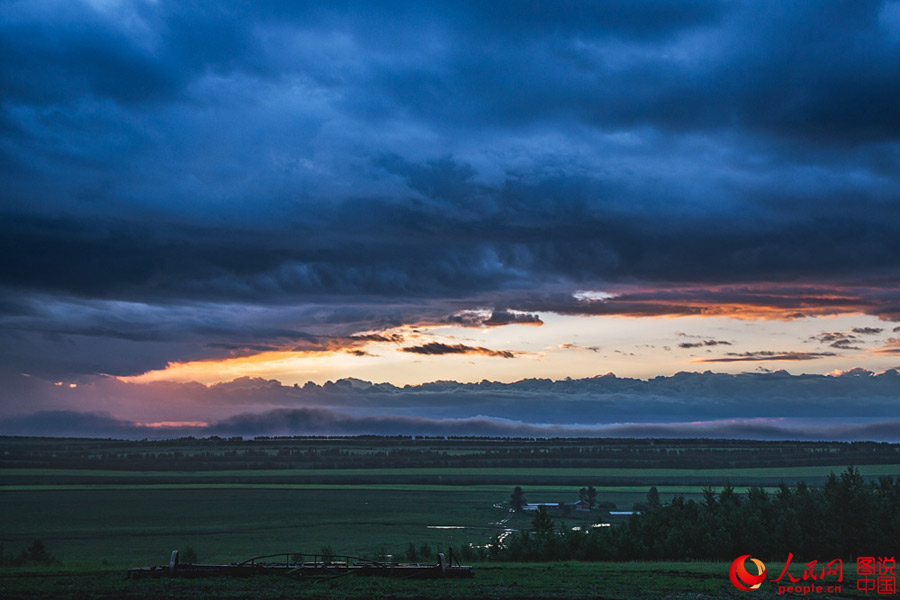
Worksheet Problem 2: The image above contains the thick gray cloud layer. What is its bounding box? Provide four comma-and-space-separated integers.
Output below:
3, 408, 899, 442
3, 370, 899, 426
2, 1, 900, 383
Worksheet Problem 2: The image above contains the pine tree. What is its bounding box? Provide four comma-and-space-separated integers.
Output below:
510, 486, 527, 511
532, 506, 555, 536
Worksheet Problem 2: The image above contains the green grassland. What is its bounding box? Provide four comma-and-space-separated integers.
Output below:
2, 437, 897, 599
6, 436, 899, 474
0, 464, 900, 494
0, 562, 875, 599
0, 487, 636, 569
0, 480, 886, 570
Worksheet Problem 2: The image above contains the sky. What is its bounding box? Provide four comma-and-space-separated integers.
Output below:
2, 0, 900, 440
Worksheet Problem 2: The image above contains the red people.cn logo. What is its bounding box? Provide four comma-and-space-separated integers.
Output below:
730, 555, 767, 592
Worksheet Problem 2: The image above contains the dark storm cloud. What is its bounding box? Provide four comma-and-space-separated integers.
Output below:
347, 349, 374, 357
678, 340, 732, 349
700, 351, 838, 363
349, 333, 405, 343
558, 343, 602, 353
810, 327, 890, 350
400, 342, 518, 359
0, 292, 421, 378
206, 343, 282, 353
829, 340, 863, 351
852, 327, 884, 335
447, 309, 543, 327
0, 2, 268, 107
483, 310, 543, 327
813, 332, 854, 343
3, 1, 900, 380
0, 0, 727, 112
810, 331, 864, 351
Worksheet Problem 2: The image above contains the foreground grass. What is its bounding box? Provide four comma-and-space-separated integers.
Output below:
0, 562, 872, 599
7, 486, 815, 570
0, 488, 505, 568
1, 487, 621, 569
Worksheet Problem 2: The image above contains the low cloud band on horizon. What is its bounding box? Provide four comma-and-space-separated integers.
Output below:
2, 408, 899, 443
2, 369, 899, 440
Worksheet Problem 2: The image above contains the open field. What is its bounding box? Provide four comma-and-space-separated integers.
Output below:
0, 483, 783, 496
1, 437, 897, 598
0, 562, 877, 599
0, 479, 892, 573
4, 463, 900, 487
0, 487, 643, 569
5, 436, 899, 473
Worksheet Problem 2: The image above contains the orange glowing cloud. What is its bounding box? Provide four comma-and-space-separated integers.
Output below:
120, 350, 336, 385
873, 338, 900, 355
135, 421, 209, 428
119, 329, 412, 385
518, 283, 898, 321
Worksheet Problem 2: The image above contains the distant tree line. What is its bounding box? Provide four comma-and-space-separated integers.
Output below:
0, 540, 60, 567
494, 468, 898, 562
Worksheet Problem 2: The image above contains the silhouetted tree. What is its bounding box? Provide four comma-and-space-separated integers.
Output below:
418, 543, 433, 560
320, 545, 335, 561
510, 486, 527, 511
405, 542, 418, 562
579, 485, 598, 509
488, 467, 900, 563
11, 540, 60, 566
532, 506, 555, 536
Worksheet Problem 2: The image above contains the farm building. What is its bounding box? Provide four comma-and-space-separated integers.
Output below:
521, 502, 559, 511
570, 499, 591, 511
521, 499, 592, 511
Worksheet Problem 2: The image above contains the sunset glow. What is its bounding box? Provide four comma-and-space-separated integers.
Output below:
134, 421, 210, 429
